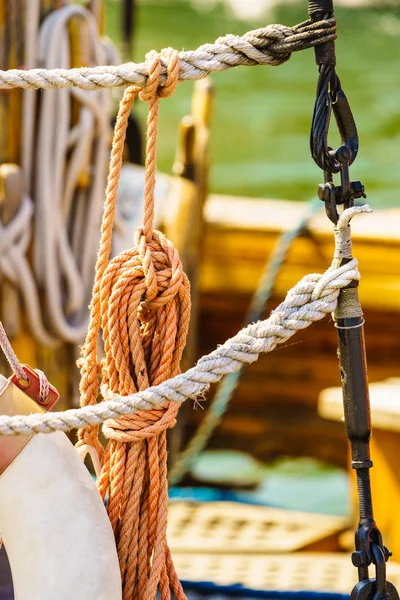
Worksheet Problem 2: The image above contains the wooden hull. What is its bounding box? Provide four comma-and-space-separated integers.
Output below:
188, 195, 400, 468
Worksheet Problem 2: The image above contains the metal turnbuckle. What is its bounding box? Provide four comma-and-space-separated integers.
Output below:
308, 3, 398, 600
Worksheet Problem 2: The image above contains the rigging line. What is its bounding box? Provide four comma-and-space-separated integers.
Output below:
0, 208, 367, 440
168, 197, 322, 486
0, 18, 337, 90
0, 209, 367, 438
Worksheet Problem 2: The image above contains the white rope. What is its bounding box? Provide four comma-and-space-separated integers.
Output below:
31, 4, 112, 343
0, 320, 50, 404
0, 205, 371, 436
0, 4, 118, 348
0, 18, 336, 90
0, 195, 57, 346
0, 322, 26, 382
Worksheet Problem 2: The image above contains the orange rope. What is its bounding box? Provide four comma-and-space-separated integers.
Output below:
77, 48, 190, 600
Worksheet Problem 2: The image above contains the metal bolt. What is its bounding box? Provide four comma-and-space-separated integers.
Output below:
318, 183, 330, 202
335, 145, 352, 164
352, 550, 371, 567
383, 547, 392, 561
351, 180, 366, 199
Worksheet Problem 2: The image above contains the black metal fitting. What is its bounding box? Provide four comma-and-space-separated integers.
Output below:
318, 180, 366, 205
309, 2, 397, 599
333, 241, 395, 598
311, 72, 359, 174
384, 547, 393, 562
350, 543, 400, 600
332, 90, 359, 165
352, 550, 372, 569
309, 0, 359, 176
317, 144, 366, 224
308, 0, 333, 17
308, 0, 336, 66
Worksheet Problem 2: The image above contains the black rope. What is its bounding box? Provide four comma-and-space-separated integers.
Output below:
310, 64, 341, 173
308, 0, 358, 174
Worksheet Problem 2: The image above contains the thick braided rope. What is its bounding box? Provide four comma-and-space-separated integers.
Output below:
0, 205, 371, 437
0, 18, 336, 90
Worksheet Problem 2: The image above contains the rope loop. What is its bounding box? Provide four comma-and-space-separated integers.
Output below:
158, 48, 180, 98
103, 402, 179, 443
139, 50, 161, 103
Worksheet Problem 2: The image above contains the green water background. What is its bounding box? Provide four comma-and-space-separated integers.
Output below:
106, 0, 400, 207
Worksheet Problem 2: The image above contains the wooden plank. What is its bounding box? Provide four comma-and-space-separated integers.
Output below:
0, 0, 23, 165
163, 77, 214, 367
319, 379, 400, 433
0, 164, 23, 335
200, 195, 400, 311
162, 80, 214, 465
167, 501, 348, 554
204, 195, 400, 242
367, 430, 400, 561
319, 379, 400, 560
172, 551, 400, 593
186, 410, 347, 467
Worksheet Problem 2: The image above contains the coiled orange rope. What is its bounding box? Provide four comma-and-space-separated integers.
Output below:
77, 48, 190, 600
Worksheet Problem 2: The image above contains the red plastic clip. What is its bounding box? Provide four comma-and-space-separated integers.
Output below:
10, 364, 59, 411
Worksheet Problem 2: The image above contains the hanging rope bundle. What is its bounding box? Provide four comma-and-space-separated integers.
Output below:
77, 48, 190, 600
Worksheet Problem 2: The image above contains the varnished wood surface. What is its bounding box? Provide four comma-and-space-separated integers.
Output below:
179, 194, 400, 468
191, 291, 400, 468
319, 379, 400, 560
200, 195, 400, 311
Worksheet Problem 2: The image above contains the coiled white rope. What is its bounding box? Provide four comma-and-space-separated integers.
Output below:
0, 18, 336, 90
0, 206, 371, 436
31, 4, 112, 343
0, 195, 56, 346
1, 3, 117, 346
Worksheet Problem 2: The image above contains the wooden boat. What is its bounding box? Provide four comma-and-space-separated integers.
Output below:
193, 194, 400, 467
0, 1, 399, 599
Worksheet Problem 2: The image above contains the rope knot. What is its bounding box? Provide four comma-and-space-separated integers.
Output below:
139, 48, 180, 102
134, 227, 185, 308
99, 225, 190, 397
102, 402, 178, 442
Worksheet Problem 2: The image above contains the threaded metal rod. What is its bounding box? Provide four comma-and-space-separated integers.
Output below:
356, 468, 373, 521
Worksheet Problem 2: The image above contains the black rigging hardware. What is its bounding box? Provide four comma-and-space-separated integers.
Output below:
308, 1, 399, 599
309, 0, 365, 224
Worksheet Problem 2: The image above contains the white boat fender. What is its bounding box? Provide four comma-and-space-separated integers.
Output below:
0, 371, 122, 600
